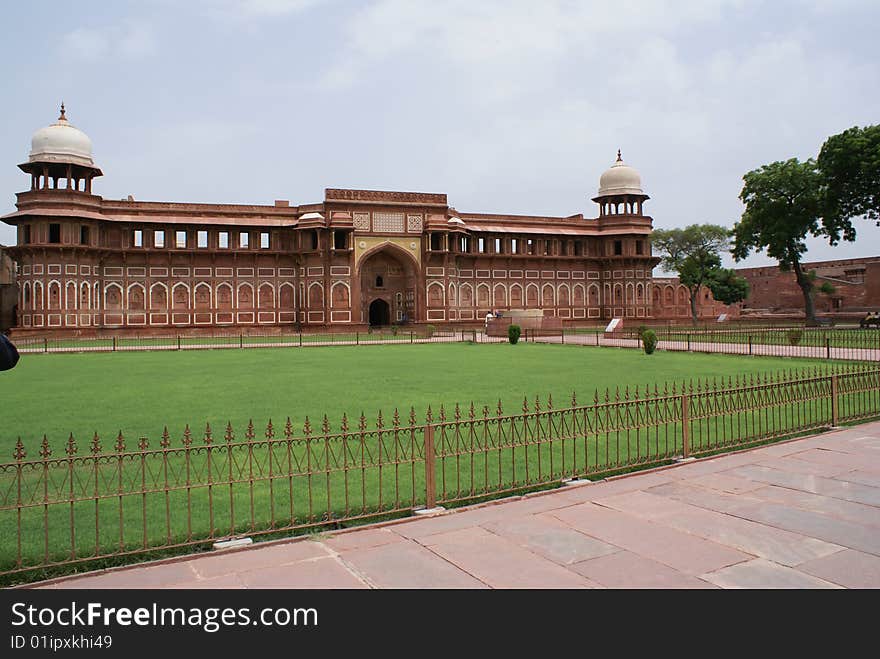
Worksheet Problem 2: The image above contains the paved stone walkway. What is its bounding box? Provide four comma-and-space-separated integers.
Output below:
31, 423, 880, 589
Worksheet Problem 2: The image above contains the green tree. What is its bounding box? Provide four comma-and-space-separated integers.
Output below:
706, 268, 750, 306
652, 224, 733, 324
818, 124, 880, 240
732, 158, 825, 325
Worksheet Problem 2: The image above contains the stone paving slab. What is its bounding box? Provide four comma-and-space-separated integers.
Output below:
701, 558, 842, 589
30, 422, 880, 590
729, 465, 880, 507
548, 502, 751, 575
796, 549, 880, 588
338, 539, 487, 589
480, 515, 620, 566
832, 470, 880, 488
593, 490, 844, 567
746, 485, 880, 529
569, 551, 717, 589
755, 455, 857, 478
235, 557, 368, 589
420, 527, 598, 588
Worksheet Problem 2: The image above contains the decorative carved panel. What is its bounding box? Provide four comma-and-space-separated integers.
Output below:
372, 212, 405, 233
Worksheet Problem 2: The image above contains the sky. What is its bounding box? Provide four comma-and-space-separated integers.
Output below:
1, 0, 878, 274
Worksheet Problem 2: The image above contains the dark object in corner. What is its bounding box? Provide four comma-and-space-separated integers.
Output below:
0, 333, 19, 371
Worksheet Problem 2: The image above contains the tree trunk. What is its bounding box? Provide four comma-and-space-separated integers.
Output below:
689, 286, 700, 326
793, 261, 817, 325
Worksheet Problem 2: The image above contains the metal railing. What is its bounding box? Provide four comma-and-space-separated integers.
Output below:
2, 364, 877, 578
11, 327, 506, 354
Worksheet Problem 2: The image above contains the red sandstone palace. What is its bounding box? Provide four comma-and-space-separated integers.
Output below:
3, 106, 661, 333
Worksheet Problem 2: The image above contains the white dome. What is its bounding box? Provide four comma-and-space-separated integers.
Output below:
596, 150, 644, 197
28, 105, 96, 168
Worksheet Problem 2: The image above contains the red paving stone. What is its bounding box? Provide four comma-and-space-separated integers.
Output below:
29, 422, 880, 590
569, 551, 717, 589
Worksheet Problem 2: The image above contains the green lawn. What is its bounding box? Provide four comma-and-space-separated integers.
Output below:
0, 342, 836, 451
1, 342, 870, 579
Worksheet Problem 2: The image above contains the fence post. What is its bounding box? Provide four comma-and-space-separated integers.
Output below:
831, 374, 839, 427
561, 327, 565, 344
410, 331, 413, 344
177, 335, 181, 351
748, 334, 753, 355
240, 333, 243, 349
299, 331, 302, 347
687, 333, 691, 352
826, 337, 831, 360
356, 331, 359, 346
424, 424, 436, 509
681, 394, 690, 459
113, 336, 117, 352
44, 337, 48, 353
472, 329, 476, 343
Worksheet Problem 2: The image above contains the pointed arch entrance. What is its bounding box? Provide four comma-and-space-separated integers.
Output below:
369, 299, 390, 326
357, 244, 419, 325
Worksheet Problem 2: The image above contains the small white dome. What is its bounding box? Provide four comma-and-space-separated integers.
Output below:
596, 150, 643, 197
28, 104, 95, 168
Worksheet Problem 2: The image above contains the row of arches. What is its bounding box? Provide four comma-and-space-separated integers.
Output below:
18, 280, 342, 312
427, 281, 649, 308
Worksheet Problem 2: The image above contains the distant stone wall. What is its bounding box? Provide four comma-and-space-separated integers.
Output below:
737, 257, 880, 314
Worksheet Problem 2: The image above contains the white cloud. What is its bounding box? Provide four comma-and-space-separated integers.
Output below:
61, 22, 157, 61
61, 28, 111, 60
236, 0, 324, 15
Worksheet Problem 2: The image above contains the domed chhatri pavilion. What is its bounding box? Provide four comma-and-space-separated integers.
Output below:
3, 106, 659, 334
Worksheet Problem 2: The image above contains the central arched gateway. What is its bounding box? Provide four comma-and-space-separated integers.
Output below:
368, 299, 390, 326
358, 245, 419, 325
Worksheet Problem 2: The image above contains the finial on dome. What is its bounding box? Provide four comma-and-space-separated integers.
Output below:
59, 102, 66, 121
616, 149, 622, 162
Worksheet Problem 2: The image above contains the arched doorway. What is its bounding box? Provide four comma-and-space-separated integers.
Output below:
358, 246, 418, 325
369, 299, 390, 326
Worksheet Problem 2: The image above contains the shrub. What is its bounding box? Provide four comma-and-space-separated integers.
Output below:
642, 329, 657, 354
786, 329, 803, 345
508, 324, 521, 345
425, 324, 436, 338
637, 324, 648, 340
390, 324, 399, 336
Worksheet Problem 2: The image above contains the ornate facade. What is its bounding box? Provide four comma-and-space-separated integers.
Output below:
3, 107, 660, 334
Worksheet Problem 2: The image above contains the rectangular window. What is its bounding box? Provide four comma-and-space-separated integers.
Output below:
154, 230, 165, 248
239, 231, 249, 248
23, 225, 31, 244
574, 241, 582, 256
49, 223, 61, 244
635, 240, 644, 255
494, 238, 502, 254
527, 239, 535, 255
334, 231, 348, 250
80, 226, 90, 245
219, 231, 229, 249
133, 229, 143, 247
175, 231, 187, 248
260, 232, 270, 249
511, 238, 518, 254
310, 230, 318, 250
198, 230, 208, 248
478, 237, 486, 253
430, 233, 442, 251
459, 236, 470, 253
614, 240, 623, 256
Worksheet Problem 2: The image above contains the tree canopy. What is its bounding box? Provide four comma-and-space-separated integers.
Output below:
732, 158, 824, 322
652, 224, 746, 323
818, 124, 880, 241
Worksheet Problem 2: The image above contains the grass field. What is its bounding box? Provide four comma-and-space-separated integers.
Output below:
0, 342, 837, 451
2, 342, 868, 579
